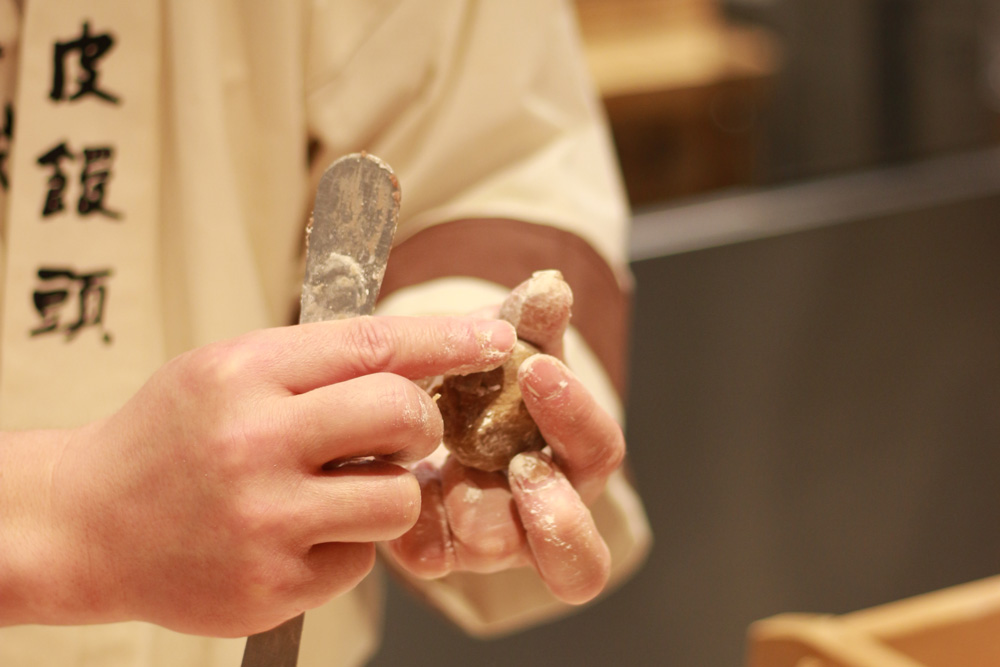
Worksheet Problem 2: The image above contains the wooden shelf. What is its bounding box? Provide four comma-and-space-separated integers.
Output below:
577, 0, 777, 98
575, 0, 780, 205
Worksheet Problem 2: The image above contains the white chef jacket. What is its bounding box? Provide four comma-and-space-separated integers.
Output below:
0, 1, 651, 665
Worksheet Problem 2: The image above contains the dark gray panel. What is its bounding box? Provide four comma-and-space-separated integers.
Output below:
370, 200, 1000, 666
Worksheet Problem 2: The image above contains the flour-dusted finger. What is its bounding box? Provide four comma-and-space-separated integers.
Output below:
285, 372, 444, 466
259, 316, 515, 393
499, 270, 573, 356
518, 354, 625, 504
384, 462, 456, 579
297, 461, 422, 544
440, 456, 529, 573
508, 452, 611, 605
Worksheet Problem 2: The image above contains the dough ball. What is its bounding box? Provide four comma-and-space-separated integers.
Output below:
437, 341, 545, 472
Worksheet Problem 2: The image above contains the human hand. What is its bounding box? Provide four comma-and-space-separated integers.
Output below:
385, 274, 625, 604
8, 316, 514, 637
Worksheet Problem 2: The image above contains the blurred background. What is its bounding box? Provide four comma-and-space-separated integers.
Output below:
372, 1, 1000, 664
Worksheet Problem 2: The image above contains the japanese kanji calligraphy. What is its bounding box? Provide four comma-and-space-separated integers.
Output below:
37, 140, 121, 219
0, 103, 11, 191
37, 141, 72, 216
30, 267, 114, 344
1, 6, 164, 429
78, 146, 119, 217
50, 21, 120, 104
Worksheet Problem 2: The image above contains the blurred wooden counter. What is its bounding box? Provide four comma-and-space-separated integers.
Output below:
575, 0, 779, 205
747, 576, 1000, 667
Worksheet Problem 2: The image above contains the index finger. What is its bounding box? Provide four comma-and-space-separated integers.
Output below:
267, 316, 516, 394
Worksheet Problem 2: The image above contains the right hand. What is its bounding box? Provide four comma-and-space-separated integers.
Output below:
7, 316, 514, 637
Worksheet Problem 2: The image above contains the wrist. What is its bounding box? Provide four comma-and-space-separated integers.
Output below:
0, 423, 121, 626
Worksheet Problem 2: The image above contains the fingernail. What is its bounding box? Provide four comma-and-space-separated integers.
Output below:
477, 320, 516, 354
519, 355, 569, 399
509, 451, 555, 490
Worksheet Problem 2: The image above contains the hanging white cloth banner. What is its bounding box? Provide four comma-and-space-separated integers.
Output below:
0, 0, 163, 429
0, 0, 21, 301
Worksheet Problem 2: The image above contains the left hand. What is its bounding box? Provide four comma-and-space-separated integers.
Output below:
384, 299, 625, 605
